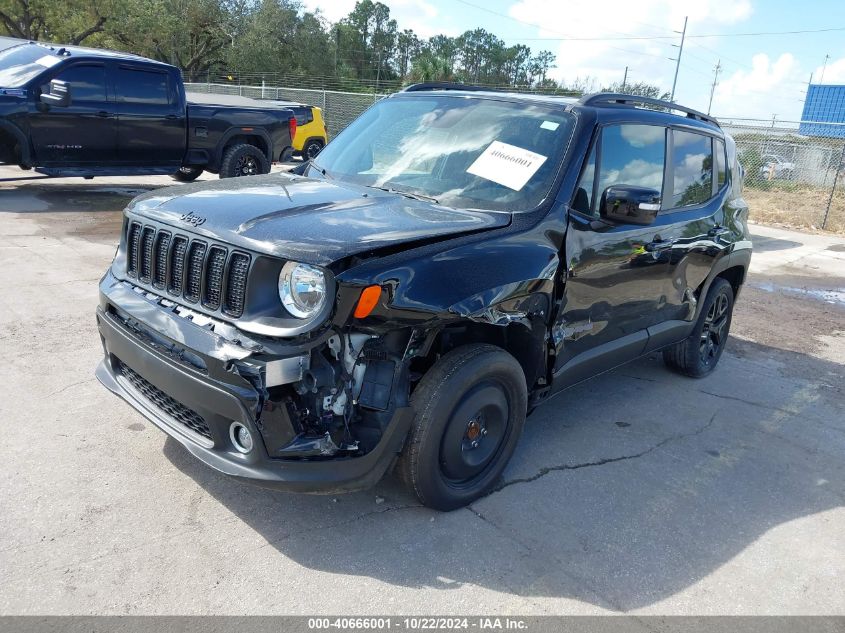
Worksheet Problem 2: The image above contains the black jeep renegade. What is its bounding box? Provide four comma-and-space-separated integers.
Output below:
96, 86, 751, 510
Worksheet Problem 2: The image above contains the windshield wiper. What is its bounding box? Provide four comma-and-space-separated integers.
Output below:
369, 185, 439, 204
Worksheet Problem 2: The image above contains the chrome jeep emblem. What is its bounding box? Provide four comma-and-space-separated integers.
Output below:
179, 211, 206, 227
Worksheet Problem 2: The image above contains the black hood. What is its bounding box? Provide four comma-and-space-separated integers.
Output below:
127, 173, 510, 266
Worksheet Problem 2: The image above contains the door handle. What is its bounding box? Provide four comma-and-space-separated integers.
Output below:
165, 114, 178, 120
96, 111, 111, 118
645, 239, 674, 252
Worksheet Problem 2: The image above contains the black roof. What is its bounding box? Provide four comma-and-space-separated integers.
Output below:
399, 83, 720, 129
2, 39, 173, 69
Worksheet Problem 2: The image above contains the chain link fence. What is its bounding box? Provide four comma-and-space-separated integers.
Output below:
719, 118, 845, 233
184, 82, 383, 139
185, 82, 845, 233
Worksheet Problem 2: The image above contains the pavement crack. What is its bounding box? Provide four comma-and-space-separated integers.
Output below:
697, 389, 800, 414
320, 503, 424, 530
491, 414, 717, 495
46, 378, 96, 398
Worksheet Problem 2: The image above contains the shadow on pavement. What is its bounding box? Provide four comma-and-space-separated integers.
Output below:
748, 233, 802, 253
162, 338, 845, 611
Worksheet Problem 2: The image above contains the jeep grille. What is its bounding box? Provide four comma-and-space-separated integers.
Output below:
125, 221, 251, 317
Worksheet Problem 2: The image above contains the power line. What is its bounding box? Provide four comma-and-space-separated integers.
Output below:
502, 26, 845, 42
451, 0, 673, 61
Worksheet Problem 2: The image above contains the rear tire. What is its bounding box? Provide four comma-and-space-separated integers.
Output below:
172, 166, 203, 182
279, 146, 295, 163
304, 139, 325, 160
663, 277, 734, 378
219, 143, 270, 178
397, 344, 527, 511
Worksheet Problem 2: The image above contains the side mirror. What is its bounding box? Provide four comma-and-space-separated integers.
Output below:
600, 185, 661, 226
39, 79, 71, 108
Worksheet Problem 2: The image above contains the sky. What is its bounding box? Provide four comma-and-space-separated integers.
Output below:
302, 0, 845, 122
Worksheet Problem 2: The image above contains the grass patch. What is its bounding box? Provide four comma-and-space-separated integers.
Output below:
744, 183, 845, 233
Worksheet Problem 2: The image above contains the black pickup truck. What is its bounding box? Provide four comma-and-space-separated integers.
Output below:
0, 41, 296, 180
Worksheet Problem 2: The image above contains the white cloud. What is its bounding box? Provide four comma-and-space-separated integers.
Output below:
302, 0, 447, 37
815, 56, 845, 84
711, 53, 805, 119
600, 159, 664, 192
507, 0, 753, 91
621, 124, 664, 148
303, 0, 357, 23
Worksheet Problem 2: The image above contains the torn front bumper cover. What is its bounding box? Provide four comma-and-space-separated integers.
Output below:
95, 271, 412, 494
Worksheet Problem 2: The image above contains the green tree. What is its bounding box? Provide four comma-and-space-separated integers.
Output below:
603, 80, 670, 100
0, 0, 108, 44
409, 53, 452, 83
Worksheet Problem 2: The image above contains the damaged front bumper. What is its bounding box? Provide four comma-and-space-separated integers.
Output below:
95, 270, 412, 494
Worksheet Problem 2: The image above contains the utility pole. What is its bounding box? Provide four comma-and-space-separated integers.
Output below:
820, 54, 831, 82
707, 59, 721, 115
333, 24, 339, 75
670, 16, 688, 103
621, 66, 628, 92
375, 49, 382, 94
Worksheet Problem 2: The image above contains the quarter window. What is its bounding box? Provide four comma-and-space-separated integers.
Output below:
670, 130, 713, 207
572, 143, 596, 215
715, 138, 727, 188
116, 68, 170, 104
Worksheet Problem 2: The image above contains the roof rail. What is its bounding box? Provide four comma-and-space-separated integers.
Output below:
578, 93, 720, 127
401, 82, 501, 93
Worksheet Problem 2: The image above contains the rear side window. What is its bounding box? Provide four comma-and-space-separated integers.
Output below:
293, 107, 314, 126
670, 130, 713, 208
715, 138, 727, 188
117, 68, 170, 104
44, 64, 105, 102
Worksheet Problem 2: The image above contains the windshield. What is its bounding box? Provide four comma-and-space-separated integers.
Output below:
0, 44, 60, 87
309, 95, 575, 212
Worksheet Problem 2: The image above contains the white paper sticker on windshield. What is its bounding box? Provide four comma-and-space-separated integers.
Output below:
35, 55, 60, 68
540, 120, 559, 131
466, 141, 547, 191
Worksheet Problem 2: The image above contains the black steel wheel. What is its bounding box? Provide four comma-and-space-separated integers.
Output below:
171, 166, 203, 182
219, 143, 270, 178
304, 139, 324, 160
397, 344, 527, 511
663, 277, 735, 377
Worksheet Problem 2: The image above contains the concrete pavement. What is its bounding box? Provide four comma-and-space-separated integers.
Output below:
0, 170, 843, 615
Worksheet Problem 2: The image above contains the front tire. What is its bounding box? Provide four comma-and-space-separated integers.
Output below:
397, 344, 527, 511
172, 166, 203, 182
663, 277, 734, 377
219, 143, 270, 178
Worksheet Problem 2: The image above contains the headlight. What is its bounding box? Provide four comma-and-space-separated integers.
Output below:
279, 261, 327, 319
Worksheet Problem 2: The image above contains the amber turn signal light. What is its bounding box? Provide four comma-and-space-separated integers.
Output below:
354, 285, 382, 319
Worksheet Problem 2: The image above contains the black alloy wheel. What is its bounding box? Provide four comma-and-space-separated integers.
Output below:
663, 277, 735, 378
304, 139, 324, 160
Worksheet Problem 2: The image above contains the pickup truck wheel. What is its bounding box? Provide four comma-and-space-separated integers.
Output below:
663, 277, 734, 378
220, 143, 269, 178
172, 166, 203, 182
397, 344, 527, 511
